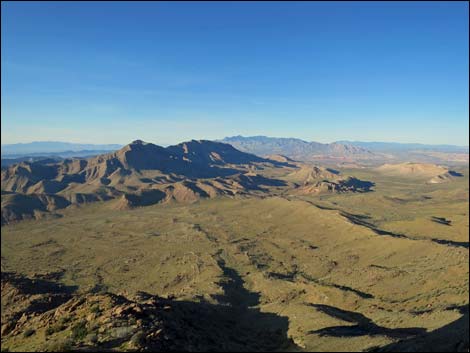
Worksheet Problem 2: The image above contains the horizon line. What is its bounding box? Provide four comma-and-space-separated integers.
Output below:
1, 136, 469, 149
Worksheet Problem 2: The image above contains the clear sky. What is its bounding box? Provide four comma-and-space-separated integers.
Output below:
1, 1, 468, 146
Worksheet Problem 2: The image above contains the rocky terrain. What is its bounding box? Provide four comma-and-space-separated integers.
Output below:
0, 140, 282, 224
1, 271, 294, 352
1, 140, 375, 225
286, 166, 375, 194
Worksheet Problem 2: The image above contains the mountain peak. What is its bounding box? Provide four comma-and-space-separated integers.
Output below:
167, 139, 266, 166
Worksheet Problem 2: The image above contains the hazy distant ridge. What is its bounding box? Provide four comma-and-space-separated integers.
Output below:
335, 141, 469, 153
220, 135, 374, 160
1, 142, 122, 155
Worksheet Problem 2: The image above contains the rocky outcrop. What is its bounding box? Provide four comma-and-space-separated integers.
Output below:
1, 272, 295, 352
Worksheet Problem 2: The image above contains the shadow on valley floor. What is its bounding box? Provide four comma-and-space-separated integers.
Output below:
340, 211, 469, 249
1, 271, 77, 296
308, 304, 426, 339
211, 257, 260, 307
371, 305, 469, 352
140, 294, 297, 351
342, 177, 375, 192
182, 256, 297, 351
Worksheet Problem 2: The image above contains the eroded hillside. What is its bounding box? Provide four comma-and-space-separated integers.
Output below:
1, 140, 374, 225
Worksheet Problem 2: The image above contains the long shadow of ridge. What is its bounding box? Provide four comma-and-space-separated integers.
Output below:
308, 304, 426, 339
370, 305, 469, 352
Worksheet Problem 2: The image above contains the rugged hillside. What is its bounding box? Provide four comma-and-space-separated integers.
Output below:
265, 154, 298, 164
167, 140, 267, 166
1, 139, 379, 225
1, 272, 294, 352
220, 136, 377, 161
0, 140, 290, 225
428, 171, 465, 184
376, 163, 449, 177
376, 163, 464, 183
286, 166, 374, 194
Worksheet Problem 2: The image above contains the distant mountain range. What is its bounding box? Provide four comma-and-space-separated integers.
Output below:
2, 138, 468, 165
1, 150, 122, 161
335, 141, 469, 153
220, 136, 375, 161
220, 136, 469, 164
1, 156, 63, 168
1, 142, 122, 156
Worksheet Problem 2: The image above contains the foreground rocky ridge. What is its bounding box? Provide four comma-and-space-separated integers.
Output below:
1, 272, 295, 352
2, 265, 468, 352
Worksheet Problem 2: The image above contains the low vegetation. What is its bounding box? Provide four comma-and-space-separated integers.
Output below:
1, 143, 468, 351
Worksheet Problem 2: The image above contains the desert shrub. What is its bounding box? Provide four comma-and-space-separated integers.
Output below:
43, 339, 73, 352
112, 326, 135, 339
85, 333, 98, 343
90, 305, 101, 314
45, 323, 66, 336
130, 331, 144, 346
59, 316, 71, 324
71, 321, 88, 341
23, 328, 35, 337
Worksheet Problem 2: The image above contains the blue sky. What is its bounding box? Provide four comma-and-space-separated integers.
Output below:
1, 1, 468, 145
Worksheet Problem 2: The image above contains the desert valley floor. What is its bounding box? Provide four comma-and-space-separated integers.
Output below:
1, 142, 469, 352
